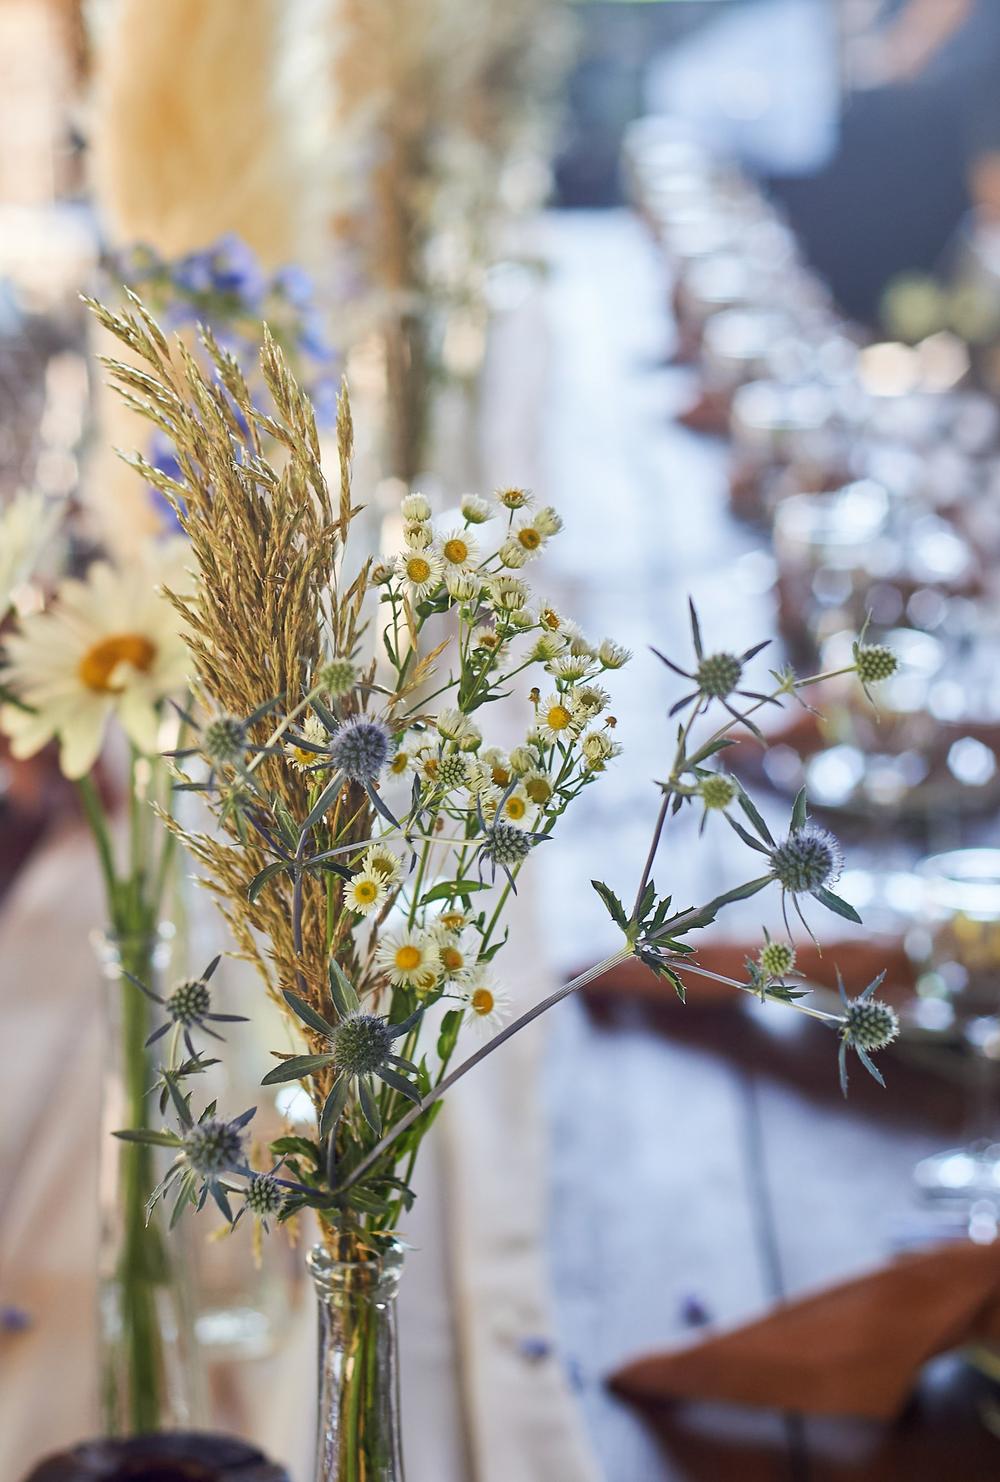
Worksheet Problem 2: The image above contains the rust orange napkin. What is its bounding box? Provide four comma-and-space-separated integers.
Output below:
609, 1241, 1000, 1420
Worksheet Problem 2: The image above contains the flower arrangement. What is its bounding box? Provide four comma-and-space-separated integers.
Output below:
86, 293, 901, 1471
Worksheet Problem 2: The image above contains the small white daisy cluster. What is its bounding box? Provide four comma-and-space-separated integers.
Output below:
343, 483, 631, 1037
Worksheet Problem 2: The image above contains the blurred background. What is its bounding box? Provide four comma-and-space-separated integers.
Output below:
5, 1, 1000, 1478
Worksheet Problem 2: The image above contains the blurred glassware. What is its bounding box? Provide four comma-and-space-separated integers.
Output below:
913, 850, 1000, 1203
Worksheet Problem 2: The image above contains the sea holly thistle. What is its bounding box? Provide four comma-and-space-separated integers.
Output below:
837, 969, 900, 1094
93, 294, 907, 1249
123, 953, 248, 1061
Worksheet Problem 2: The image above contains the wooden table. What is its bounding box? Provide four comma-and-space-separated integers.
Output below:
532, 208, 1000, 1479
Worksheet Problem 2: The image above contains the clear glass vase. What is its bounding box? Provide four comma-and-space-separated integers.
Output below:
308, 1235, 406, 1482
93, 925, 204, 1435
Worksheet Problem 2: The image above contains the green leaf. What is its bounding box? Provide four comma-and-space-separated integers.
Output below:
790, 786, 809, 833
357, 1074, 382, 1134
261, 1052, 336, 1086
437, 1008, 463, 1062
328, 959, 361, 1015
282, 988, 335, 1038
591, 879, 628, 930
247, 859, 289, 904
814, 887, 862, 924
300, 774, 344, 835
737, 791, 775, 846
269, 1135, 321, 1162
703, 874, 772, 913
113, 1129, 182, 1149
419, 878, 490, 906
319, 1075, 349, 1140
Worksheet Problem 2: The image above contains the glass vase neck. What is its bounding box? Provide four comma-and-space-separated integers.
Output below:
308, 1236, 406, 1482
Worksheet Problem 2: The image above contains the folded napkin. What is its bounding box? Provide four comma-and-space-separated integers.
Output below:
609, 1241, 1000, 1421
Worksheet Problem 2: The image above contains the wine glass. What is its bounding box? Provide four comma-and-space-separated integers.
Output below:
913, 849, 1000, 1213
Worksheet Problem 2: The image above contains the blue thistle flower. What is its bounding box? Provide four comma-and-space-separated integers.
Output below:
768, 825, 843, 896
836, 970, 899, 1094
328, 718, 392, 784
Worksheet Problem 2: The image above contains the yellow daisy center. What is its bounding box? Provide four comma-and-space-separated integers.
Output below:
390, 752, 409, 775
518, 527, 541, 551
440, 911, 465, 931
540, 608, 560, 631
443, 538, 469, 565
423, 757, 439, 779
395, 945, 422, 972
546, 704, 572, 732
353, 879, 379, 905
471, 988, 495, 1016
491, 764, 510, 787
440, 945, 463, 972
406, 556, 432, 584
505, 796, 527, 821
526, 778, 552, 805
78, 633, 157, 694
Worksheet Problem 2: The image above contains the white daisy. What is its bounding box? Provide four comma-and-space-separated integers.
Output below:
436, 707, 480, 749
1, 542, 191, 778
345, 871, 387, 916
511, 521, 547, 558
435, 929, 477, 979
439, 529, 479, 573
388, 746, 416, 779
487, 575, 528, 612
401, 492, 431, 522
495, 785, 531, 825
445, 569, 480, 602
498, 538, 530, 569
435, 907, 470, 935
479, 747, 512, 788
537, 606, 564, 633
403, 523, 434, 551
598, 638, 631, 670
369, 561, 394, 586
284, 712, 327, 772
571, 683, 611, 721
363, 843, 404, 884
529, 633, 564, 663
460, 493, 493, 524
0, 490, 63, 616
496, 486, 533, 511
522, 768, 554, 806
581, 729, 622, 770
533, 506, 563, 538
508, 745, 536, 775
537, 692, 580, 746
375, 928, 441, 989
459, 969, 511, 1037
472, 624, 503, 654
547, 654, 593, 683
395, 547, 443, 602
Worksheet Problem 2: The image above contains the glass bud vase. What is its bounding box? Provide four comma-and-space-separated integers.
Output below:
93, 926, 203, 1435
308, 1235, 406, 1482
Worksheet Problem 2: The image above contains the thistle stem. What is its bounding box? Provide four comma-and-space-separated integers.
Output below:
334, 947, 633, 1194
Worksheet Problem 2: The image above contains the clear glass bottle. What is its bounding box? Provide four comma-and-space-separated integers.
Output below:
93, 925, 203, 1434
307, 1235, 406, 1482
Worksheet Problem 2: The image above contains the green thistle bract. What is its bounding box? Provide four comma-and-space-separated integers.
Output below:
167, 978, 211, 1027
769, 825, 842, 895
203, 714, 246, 765
696, 652, 743, 700
183, 1117, 245, 1178
842, 997, 899, 1053
319, 658, 357, 698
758, 940, 796, 979
437, 753, 469, 790
854, 644, 898, 686
245, 1171, 285, 1218
698, 773, 737, 810
333, 1012, 394, 1077
483, 820, 534, 869
329, 718, 392, 783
